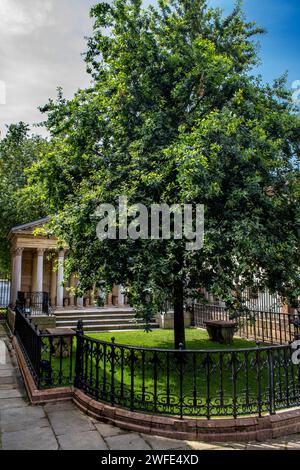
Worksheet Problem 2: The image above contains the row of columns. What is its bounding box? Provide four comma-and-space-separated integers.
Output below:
11, 247, 124, 308
11, 247, 66, 307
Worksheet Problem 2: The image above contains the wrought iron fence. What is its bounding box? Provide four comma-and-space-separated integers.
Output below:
75, 330, 300, 418
14, 307, 300, 419
194, 303, 300, 345
14, 308, 74, 388
16, 291, 53, 316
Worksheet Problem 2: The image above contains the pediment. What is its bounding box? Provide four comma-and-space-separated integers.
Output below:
10, 217, 51, 236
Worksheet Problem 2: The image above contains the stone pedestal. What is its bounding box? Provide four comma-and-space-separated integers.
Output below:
157, 311, 192, 329
7, 308, 16, 332
31, 315, 56, 333
46, 328, 75, 358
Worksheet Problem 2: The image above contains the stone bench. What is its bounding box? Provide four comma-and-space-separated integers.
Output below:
204, 320, 237, 345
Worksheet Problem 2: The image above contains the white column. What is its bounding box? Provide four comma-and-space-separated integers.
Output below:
12, 247, 23, 304
32, 252, 37, 291
36, 249, 45, 292
56, 250, 65, 307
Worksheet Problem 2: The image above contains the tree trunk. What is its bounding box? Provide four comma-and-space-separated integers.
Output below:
174, 277, 185, 349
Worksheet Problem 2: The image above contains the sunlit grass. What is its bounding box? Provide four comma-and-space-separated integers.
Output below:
89, 328, 257, 349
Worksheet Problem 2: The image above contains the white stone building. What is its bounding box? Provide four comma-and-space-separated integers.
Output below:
8, 217, 126, 310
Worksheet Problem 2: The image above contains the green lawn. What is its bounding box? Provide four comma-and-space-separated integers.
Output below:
89, 328, 257, 349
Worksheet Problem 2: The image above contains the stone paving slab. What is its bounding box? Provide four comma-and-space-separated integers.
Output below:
1, 406, 49, 432
93, 422, 125, 438
0, 376, 17, 384
0, 364, 14, 369
47, 409, 95, 436
0, 370, 14, 377
57, 430, 108, 450
2, 426, 59, 450
0, 389, 24, 399
0, 383, 18, 390
43, 401, 77, 414
142, 434, 190, 450
0, 398, 28, 410
185, 441, 225, 450
105, 433, 152, 451
246, 443, 285, 450
285, 442, 300, 449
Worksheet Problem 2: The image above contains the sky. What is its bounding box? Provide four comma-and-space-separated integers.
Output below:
0, 0, 299, 138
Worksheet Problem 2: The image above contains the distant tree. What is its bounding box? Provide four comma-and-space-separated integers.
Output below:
31, 0, 300, 348
0, 122, 49, 273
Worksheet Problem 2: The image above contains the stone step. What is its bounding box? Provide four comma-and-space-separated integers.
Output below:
0, 365, 15, 371
54, 308, 134, 317
0, 382, 18, 389
56, 317, 143, 325
57, 322, 159, 332
55, 313, 135, 321
54, 308, 159, 332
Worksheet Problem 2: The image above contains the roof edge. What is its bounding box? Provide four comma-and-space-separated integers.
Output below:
9, 216, 52, 235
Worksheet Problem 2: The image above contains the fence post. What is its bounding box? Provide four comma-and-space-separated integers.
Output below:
74, 320, 84, 389
110, 337, 115, 407
267, 349, 276, 415
14, 307, 19, 336
256, 342, 262, 417
179, 343, 184, 419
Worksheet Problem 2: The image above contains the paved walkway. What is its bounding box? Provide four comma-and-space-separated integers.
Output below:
0, 324, 300, 450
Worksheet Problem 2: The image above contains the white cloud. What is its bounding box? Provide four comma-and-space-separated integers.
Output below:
0, 0, 97, 137
0, 81, 6, 104
0, 0, 54, 36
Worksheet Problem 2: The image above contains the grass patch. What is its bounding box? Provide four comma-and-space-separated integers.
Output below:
89, 328, 257, 349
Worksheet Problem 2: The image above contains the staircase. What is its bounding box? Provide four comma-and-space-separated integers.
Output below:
54, 307, 159, 332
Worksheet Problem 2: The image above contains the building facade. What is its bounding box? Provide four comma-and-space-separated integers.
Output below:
8, 217, 126, 309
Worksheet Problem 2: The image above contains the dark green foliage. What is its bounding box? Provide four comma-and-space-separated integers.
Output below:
0, 122, 49, 273
30, 1, 300, 347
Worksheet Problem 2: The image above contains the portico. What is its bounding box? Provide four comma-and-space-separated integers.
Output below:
8, 217, 127, 309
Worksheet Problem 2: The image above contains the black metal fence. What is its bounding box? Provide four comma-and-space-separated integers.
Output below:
75, 333, 300, 418
14, 309, 74, 388
194, 303, 300, 345
16, 291, 53, 316
14, 306, 300, 419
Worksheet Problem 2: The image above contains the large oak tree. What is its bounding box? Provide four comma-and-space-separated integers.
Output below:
31, 0, 300, 348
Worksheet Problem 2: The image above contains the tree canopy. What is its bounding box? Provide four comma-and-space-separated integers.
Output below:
24, 0, 300, 347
